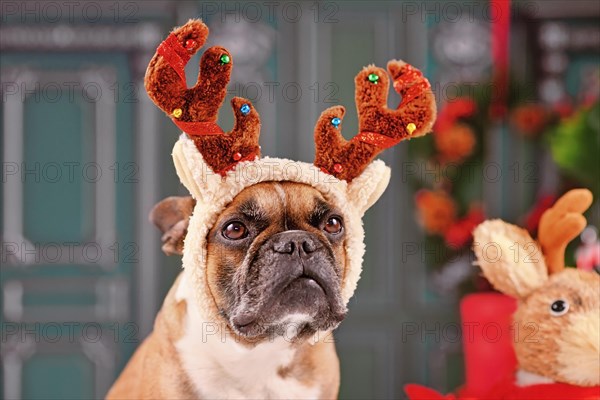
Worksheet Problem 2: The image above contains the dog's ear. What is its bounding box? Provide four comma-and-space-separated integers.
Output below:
149, 196, 196, 255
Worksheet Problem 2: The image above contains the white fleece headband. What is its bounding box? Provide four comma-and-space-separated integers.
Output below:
173, 134, 391, 318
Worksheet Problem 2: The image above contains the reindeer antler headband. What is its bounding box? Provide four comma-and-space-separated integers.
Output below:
145, 21, 260, 175
145, 19, 436, 315
314, 61, 435, 180
145, 19, 436, 181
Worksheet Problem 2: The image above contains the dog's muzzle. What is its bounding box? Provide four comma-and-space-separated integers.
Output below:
231, 230, 346, 337
271, 231, 329, 292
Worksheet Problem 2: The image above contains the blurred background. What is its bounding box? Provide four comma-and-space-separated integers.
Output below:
1, 0, 599, 399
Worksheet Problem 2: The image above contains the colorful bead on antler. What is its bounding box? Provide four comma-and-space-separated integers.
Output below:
144, 19, 260, 175
313, 61, 437, 181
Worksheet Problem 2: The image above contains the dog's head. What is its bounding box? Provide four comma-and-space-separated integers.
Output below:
145, 20, 436, 341
152, 152, 394, 341
151, 182, 348, 339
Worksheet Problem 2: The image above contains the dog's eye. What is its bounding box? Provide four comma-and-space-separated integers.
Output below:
324, 216, 343, 235
222, 221, 248, 240
550, 299, 569, 316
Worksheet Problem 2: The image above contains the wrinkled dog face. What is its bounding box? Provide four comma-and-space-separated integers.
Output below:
206, 182, 348, 340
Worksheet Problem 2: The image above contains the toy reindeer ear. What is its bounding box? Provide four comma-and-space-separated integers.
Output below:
346, 160, 391, 216
172, 139, 205, 201
473, 219, 548, 299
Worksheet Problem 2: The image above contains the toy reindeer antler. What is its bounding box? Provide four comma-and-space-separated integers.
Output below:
314, 60, 436, 181
538, 188, 593, 274
145, 19, 260, 175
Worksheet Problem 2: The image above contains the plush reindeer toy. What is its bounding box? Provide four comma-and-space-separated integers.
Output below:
406, 189, 600, 400
474, 188, 600, 398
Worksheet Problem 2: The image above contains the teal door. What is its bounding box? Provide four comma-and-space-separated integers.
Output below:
0, 16, 170, 396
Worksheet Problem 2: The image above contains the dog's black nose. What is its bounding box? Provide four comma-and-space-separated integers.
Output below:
272, 231, 322, 255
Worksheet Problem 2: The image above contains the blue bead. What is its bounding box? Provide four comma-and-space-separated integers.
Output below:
331, 117, 341, 128
240, 104, 251, 115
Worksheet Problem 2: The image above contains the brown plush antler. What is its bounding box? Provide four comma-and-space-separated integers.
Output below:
145, 19, 260, 175
314, 60, 436, 181
538, 188, 593, 274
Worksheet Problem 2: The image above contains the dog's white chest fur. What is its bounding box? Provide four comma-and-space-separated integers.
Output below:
175, 275, 320, 399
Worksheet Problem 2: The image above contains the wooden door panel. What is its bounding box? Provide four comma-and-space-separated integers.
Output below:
22, 85, 94, 243
1, 52, 136, 399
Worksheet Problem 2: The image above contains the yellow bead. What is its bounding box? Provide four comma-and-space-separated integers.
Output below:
407, 122, 416, 134
172, 108, 183, 118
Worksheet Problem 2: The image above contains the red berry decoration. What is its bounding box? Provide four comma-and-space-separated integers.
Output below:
185, 39, 196, 50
